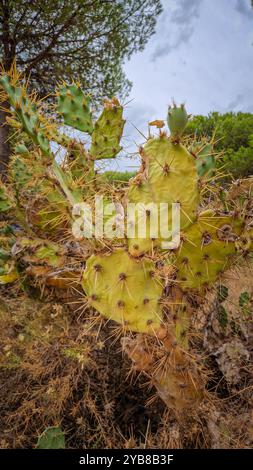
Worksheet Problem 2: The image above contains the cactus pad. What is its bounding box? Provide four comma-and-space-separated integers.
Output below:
0, 75, 50, 156
90, 98, 125, 160
192, 142, 216, 177
127, 135, 199, 256
57, 84, 93, 134
167, 103, 189, 141
0, 182, 14, 212
82, 249, 164, 334
176, 211, 243, 290
36, 427, 65, 449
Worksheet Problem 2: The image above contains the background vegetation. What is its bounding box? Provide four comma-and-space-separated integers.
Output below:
185, 112, 253, 179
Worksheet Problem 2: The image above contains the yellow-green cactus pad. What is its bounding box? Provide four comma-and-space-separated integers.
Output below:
11, 156, 33, 189
90, 98, 125, 160
127, 136, 199, 256
0, 240, 18, 284
0, 268, 19, 284
57, 84, 93, 134
176, 211, 244, 290
82, 249, 163, 334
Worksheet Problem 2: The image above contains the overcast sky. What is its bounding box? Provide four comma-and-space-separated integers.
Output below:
98, 0, 253, 172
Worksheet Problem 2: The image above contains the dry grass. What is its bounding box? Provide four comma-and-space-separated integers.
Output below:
0, 261, 253, 449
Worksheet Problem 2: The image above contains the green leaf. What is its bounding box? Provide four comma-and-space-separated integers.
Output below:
239, 291, 250, 307
218, 305, 228, 329
239, 291, 251, 317
36, 427, 65, 449
217, 285, 228, 303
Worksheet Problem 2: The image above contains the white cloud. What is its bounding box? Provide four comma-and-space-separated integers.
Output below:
152, 0, 203, 60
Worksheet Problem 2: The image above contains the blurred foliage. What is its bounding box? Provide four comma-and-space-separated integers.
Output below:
185, 112, 253, 179
102, 170, 136, 183
239, 291, 252, 317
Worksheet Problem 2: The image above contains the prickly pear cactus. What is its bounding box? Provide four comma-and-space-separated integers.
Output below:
82, 249, 164, 334
121, 333, 204, 410
1, 69, 253, 412
0, 69, 125, 233
0, 75, 51, 156
81, 101, 253, 409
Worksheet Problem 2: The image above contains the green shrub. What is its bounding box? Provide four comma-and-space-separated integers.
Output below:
186, 112, 253, 179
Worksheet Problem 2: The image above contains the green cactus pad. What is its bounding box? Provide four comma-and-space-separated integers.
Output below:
36, 427, 65, 449
82, 249, 163, 334
0, 75, 50, 156
167, 103, 189, 140
13, 237, 65, 267
15, 143, 29, 155
192, 142, 216, 177
176, 211, 243, 290
10, 156, 33, 190
0, 182, 14, 212
57, 84, 93, 134
27, 190, 70, 233
63, 142, 93, 180
127, 135, 199, 256
90, 98, 125, 160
